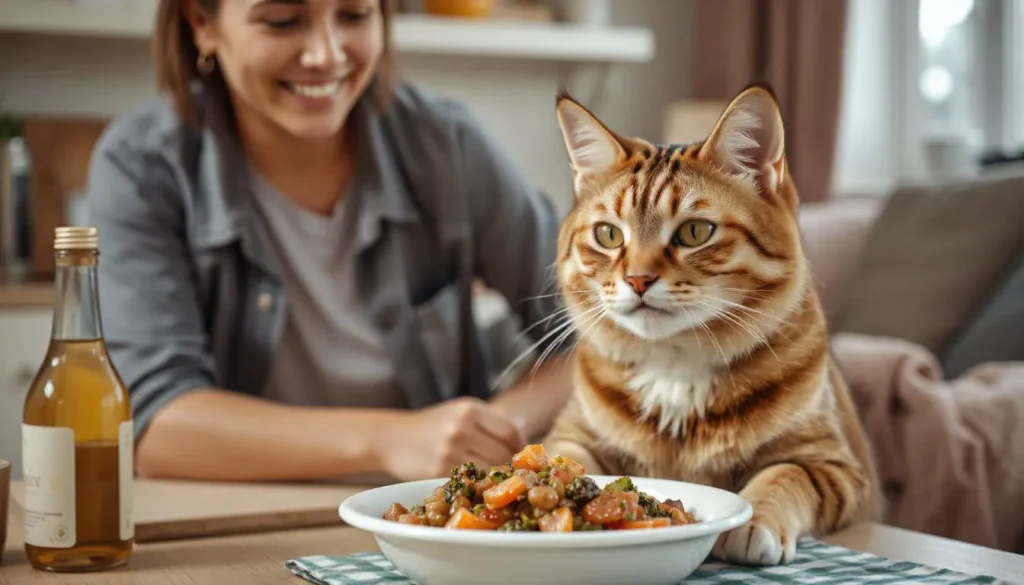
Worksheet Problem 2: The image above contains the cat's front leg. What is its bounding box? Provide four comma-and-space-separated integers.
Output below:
539, 394, 610, 475
712, 459, 870, 566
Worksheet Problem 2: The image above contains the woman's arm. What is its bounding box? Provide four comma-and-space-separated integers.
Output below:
135, 389, 396, 480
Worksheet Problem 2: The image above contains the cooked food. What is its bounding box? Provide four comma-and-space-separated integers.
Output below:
382, 444, 699, 531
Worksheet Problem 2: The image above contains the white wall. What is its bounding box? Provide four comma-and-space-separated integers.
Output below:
0, 0, 691, 215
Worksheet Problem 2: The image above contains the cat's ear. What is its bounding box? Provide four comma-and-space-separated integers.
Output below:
555, 91, 628, 195
698, 83, 786, 193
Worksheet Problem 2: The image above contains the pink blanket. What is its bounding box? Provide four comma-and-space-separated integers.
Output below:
831, 333, 1024, 554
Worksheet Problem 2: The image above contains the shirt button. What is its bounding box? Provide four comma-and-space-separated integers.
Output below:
256, 292, 274, 312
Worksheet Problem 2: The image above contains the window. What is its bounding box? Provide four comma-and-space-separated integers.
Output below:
833, 0, 1023, 197
918, 0, 978, 140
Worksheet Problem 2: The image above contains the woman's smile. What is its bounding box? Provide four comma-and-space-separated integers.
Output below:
279, 77, 348, 103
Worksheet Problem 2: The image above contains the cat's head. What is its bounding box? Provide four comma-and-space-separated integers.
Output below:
553, 83, 808, 347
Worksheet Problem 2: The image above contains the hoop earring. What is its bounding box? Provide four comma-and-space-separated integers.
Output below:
197, 53, 216, 76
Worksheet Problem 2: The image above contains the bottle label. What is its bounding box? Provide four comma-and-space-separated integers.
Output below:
21, 424, 77, 548
119, 420, 134, 541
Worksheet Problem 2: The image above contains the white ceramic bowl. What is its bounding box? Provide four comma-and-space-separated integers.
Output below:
338, 475, 753, 585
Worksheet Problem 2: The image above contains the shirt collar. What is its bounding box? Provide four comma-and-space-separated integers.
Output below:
190, 81, 420, 272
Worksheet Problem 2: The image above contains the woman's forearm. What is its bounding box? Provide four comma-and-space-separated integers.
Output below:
491, 353, 575, 442
135, 388, 398, 481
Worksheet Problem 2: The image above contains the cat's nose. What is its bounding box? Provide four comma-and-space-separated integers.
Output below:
624, 274, 659, 295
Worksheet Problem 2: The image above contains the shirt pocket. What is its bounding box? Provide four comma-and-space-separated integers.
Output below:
412, 281, 463, 400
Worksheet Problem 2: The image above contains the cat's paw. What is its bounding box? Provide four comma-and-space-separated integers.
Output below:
711, 515, 797, 566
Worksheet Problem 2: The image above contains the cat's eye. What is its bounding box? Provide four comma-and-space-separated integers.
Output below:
593, 223, 624, 249
673, 220, 716, 247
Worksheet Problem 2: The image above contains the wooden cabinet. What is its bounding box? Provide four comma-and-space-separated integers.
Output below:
0, 307, 53, 479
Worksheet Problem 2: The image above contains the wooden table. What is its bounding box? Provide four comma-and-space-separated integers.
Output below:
3, 482, 1024, 584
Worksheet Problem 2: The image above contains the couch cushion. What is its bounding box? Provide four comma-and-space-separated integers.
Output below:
941, 249, 1024, 378
798, 198, 886, 328
831, 174, 1024, 359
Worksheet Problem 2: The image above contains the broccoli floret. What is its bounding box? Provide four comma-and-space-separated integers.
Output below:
441, 479, 472, 505
565, 476, 600, 504
451, 461, 483, 481
638, 491, 669, 518
442, 463, 478, 504
488, 464, 512, 483
604, 476, 636, 494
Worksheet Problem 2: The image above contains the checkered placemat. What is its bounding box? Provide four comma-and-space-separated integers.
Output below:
284, 538, 1018, 585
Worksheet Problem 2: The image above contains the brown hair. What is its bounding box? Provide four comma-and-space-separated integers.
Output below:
152, 0, 397, 124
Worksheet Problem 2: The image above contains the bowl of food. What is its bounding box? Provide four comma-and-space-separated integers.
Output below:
338, 445, 753, 585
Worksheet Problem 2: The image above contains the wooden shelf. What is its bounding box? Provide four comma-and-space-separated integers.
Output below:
0, 1, 654, 64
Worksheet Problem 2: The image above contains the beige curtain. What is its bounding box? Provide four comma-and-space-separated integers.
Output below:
690, 0, 849, 203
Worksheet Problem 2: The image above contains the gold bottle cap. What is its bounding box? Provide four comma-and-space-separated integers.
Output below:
54, 226, 99, 251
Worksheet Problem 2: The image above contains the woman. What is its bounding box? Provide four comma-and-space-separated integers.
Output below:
86, 0, 572, 482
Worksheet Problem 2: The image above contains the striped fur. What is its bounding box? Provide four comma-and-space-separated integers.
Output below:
542, 84, 882, 566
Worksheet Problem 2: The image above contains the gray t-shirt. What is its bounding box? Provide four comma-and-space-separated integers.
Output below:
248, 168, 407, 409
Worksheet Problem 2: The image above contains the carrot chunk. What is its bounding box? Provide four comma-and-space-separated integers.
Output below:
444, 508, 499, 530
610, 517, 672, 530
538, 507, 574, 532
483, 475, 527, 509
512, 444, 549, 471
549, 454, 586, 477
397, 514, 426, 525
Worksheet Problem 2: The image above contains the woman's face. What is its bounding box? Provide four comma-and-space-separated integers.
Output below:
189, 0, 384, 139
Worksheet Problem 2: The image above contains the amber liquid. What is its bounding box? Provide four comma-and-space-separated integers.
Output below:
22, 337, 134, 572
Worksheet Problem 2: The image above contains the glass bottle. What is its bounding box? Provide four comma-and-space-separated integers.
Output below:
21, 226, 134, 572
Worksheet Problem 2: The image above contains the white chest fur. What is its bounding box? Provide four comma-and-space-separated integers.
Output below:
625, 349, 715, 439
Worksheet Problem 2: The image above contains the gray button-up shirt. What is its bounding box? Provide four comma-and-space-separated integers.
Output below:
86, 81, 566, 440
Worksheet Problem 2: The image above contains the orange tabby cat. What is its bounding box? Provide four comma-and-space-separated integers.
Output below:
540, 83, 883, 566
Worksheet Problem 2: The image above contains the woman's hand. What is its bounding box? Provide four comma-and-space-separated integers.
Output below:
378, 397, 528, 480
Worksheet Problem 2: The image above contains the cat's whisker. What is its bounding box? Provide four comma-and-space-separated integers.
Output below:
725, 303, 796, 345
693, 309, 735, 387
710, 285, 779, 294
696, 299, 782, 367
713, 301, 797, 347
514, 297, 601, 343
520, 290, 597, 302
547, 311, 605, 375
695, 298, 767, 342
492, 304, 602, 389
677, 306, 705, 355
529, 304, 607, 379
699, 301, 766, 349
708, 296, 788, 327
678, 303, 730, 372
729, 301, 798, 348
568, 307, 609, 356
731, 314, 788, 374
705, 289, 774, 306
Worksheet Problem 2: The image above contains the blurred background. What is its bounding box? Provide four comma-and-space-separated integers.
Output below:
1, 0, 1023, 553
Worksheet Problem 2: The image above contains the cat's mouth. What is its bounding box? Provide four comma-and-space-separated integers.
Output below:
626, 302, 671, 316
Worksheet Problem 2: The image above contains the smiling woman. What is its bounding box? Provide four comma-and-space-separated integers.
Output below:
84, 0, 575, 484
156, 0, 393, 145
